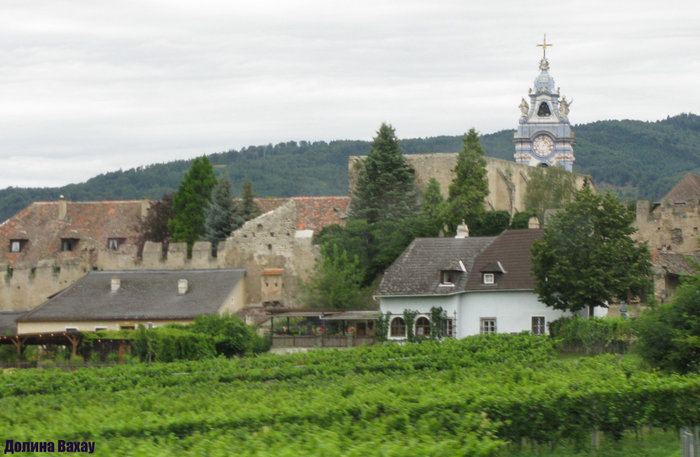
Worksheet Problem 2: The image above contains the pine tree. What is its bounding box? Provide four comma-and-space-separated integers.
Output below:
446, 128, 489, 230
241, 179, 260, 221
204, 177, 244, 252
349, 123, 418, 224
168, 156, 218, 250
419, 178, 446, 237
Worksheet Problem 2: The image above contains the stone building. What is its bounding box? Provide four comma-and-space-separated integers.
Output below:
0, 196, 349, 312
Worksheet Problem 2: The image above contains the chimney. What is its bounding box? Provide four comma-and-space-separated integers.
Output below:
455, 220, 469, 239
177, 279, 188, 295
110, 278, 121, 292
528, 216, 541, 229
58, 195, 67, 220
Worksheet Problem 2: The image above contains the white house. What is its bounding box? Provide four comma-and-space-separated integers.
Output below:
376, 227, 604, 340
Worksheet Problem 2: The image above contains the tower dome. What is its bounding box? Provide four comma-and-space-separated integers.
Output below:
513, 35, 576, 171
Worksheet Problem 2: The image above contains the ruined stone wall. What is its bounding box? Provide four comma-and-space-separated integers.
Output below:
349, 154, 591, 215
223, 200, 319, 307
633, 199, 700, 253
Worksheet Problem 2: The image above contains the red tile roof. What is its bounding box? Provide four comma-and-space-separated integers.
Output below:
254, 196, 350, 231
0, 199, 145, 266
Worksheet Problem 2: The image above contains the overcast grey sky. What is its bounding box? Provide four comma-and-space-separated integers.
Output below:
0, 0, 698, 188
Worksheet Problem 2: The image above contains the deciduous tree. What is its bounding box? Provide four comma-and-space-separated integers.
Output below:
524, 166, 577, 225
531, 187, 651, 316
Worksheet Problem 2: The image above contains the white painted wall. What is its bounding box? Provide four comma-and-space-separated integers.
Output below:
379, 295, 459, 340
458, 290, 570, 337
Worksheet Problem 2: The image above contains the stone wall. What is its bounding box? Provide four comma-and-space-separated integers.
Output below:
633, 199, 700, 253
349, 154, 592, 214
224, 200, 319, 307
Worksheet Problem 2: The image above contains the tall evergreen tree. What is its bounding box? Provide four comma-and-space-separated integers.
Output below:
446, 128, 489, 230
168, 156, 217, 250
349, 123, 418, 224
420, 178, 446, 237
204, 177, 244, 252
241, 178, 260, 221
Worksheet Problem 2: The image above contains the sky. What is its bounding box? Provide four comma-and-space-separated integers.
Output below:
0, 0, 698, 188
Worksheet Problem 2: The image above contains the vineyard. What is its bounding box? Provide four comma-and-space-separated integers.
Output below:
1, 334, 698, 456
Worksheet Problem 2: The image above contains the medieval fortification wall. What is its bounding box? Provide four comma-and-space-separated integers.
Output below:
348, 154, 592, 214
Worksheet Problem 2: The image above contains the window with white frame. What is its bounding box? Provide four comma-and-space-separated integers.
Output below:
415, 316, 430, 337
483, 273, 495, 284
9, 240, 24, 253
531, 316, 546, 335
390, 317, 406, 337
480, 318, 497, 334
440, 270, 455, 285
442, 318, 455, 338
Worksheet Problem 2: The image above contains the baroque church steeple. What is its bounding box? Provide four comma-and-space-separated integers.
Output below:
514, 35, 575, 171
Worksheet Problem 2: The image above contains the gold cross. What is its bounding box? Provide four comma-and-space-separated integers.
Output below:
537, 34, 552, 58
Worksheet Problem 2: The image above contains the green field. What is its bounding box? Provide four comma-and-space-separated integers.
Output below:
1, 335, 697, 456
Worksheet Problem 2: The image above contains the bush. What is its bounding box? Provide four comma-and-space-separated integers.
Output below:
132, 325, 216, 363
636, 270, 700, 373
190, 314, 268, 357
549, 316, 635, 354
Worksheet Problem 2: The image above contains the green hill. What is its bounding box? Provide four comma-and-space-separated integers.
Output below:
1, 113, 698, 222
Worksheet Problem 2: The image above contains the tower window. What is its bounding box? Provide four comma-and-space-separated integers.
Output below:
537, 102, 551, 116
9, 239, 27, 253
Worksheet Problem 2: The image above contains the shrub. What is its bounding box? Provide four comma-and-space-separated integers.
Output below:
132, 325, 216, 363
636, 270, 700, 373
190, 314, 268, 357
548, 316, 635, 354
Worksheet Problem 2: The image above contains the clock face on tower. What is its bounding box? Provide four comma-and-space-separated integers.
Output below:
533, 135, 553, 157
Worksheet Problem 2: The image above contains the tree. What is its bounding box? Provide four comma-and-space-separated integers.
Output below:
168, 157, 217, 250
303, 244, 368, 309
204, 177, 244, 252
138, 194, 175, 242
240, 178, 260, 221
637, 271, 700, 373
349, 123, 418, 224
531, 187, 651, 316
446, 129, 489, 231
419, 178, 447, 237
524, 166, 577, 225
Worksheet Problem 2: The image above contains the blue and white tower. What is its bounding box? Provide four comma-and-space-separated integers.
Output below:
514, 35, 575, 171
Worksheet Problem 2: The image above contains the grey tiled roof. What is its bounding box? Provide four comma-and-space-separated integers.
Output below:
0, 311, 27, 335
654, 251, 700, 276
375, 237, 497, 297
19, 269, 245, 322
466, 229, 543, 291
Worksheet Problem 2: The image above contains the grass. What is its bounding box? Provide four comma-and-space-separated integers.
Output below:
498, 429, 681, 457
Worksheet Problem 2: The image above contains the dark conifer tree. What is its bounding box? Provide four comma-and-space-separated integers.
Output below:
204, 177, 244, 252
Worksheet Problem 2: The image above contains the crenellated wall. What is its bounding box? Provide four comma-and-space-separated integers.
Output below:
0, 200, 320, 311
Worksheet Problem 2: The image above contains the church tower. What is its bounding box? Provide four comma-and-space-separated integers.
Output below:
513, 36, 575, 171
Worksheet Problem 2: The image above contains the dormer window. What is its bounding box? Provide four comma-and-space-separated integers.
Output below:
9, 239, 27, 253
440, 270, 455, 285
61, 238, 78, 251
483, 273, 495, 284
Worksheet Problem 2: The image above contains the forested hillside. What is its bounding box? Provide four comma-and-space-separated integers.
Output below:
1, 113, 697, 222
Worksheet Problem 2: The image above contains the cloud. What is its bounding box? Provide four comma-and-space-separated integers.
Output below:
0, 0, 698, 187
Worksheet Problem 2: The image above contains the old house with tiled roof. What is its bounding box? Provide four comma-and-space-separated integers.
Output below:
376, 228, 604, 339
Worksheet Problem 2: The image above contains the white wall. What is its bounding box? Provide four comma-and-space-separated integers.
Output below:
458, 290, 570, 337
379, 295, 459, 340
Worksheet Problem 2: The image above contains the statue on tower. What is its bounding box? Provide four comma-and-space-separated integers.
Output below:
519, 98, 529, 117
559, 96, 572, 117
